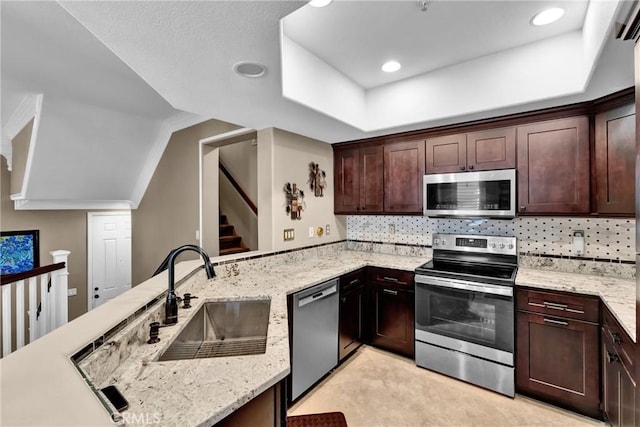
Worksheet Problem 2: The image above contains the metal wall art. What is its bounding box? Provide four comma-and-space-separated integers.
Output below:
284, 183, 304, 220
308, 162, 327, 197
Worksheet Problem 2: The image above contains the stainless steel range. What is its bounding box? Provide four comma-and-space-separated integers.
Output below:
414, 233, 518, 397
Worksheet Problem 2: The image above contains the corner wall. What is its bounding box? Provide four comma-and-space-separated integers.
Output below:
131, 118, 241, 285
260, 128, 346, 251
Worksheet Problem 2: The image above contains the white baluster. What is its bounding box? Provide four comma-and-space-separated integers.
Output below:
2, 284, 12, 357
39, 273, 49, 337
15, 280, 25, 349
50, 250, 70, 328
28, 277, 37, 343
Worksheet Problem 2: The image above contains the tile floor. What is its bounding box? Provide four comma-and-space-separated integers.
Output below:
288, 345, 604, 427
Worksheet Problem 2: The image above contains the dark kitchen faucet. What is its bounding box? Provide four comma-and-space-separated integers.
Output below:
154, 245, 215, 325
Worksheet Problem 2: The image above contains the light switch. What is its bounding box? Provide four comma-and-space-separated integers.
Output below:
326, 224, 330, 235
283, 229, 295, 241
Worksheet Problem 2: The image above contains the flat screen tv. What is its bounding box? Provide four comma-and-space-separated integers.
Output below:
0, 230, 40, 275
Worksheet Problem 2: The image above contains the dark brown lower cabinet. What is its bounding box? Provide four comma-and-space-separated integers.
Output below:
216, 380, 285, 427
339, 269, 366, 361
368, 284, 414, 358
602, 303, 636, 427
516, 311, 600, 419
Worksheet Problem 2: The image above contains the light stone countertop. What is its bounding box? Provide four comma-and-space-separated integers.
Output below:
100, 250, 427, 427
1, 247, 636, 427
516, 268, 636, 342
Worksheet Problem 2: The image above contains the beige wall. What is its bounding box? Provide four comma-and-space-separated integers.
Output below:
259, 128, 346, 251
10, 118, 33, 196
132, 118, 241, 285
2, 156, 89, 320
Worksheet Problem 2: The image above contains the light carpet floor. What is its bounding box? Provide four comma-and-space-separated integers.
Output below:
288, 345, 604, 427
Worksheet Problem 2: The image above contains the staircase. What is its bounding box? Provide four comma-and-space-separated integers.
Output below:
219, 214, 250, 256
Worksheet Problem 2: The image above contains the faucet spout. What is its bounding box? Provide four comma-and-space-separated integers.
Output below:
164, 245, 215, 325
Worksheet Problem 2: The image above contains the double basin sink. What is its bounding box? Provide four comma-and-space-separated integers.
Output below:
158, 299, 270, 361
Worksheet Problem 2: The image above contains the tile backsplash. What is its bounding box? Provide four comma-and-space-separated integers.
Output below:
346, 216, 635, 261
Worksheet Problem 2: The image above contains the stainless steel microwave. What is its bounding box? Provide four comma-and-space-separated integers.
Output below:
423, 169, 516, 218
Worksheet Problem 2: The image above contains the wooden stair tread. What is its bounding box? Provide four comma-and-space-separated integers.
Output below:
219, 247, 250, 256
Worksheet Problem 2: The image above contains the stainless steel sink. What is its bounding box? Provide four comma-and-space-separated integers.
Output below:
158, 299, 270, 361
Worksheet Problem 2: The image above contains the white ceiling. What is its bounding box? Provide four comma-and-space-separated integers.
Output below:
283, 1, 589, 89
0, 0, 636, 209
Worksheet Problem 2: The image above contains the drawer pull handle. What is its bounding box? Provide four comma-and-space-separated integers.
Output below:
543, 301, 568, 310
564, 308, 585, 314
382, 277, 407, 285
528, 302, 545, 308
383, 289, 398, 296
543, 318, 568, 326
349, 279, 360, 286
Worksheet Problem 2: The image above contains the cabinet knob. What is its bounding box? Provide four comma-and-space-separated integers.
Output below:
468, 165, 474, 170
94, 295, 100, 299
520, 206, 526, 212
459, 166, 466, 171
612, 332, 623, 345
607, 352, 620, 364
356, 207, 360, 211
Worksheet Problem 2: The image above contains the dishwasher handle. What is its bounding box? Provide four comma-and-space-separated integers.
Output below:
298, 284, 337, 308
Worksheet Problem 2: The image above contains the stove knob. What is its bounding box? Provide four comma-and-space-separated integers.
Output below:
441, 239, 446, 245
499, 243, 505, 249
508, 243, 514, 249
490, 243, 497, 249
433, 238, 439, 245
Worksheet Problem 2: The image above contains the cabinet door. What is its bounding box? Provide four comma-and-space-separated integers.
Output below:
359, 145, 384, 213
517, 116, 590, 214
425, 133, 467, 174
369, 285, 414, 358
516, 311, 600, 418
619, 363, 636, 427
339, 285, 363, 361
384, 140, 425, 213
466, 127, 516, 171
334, 147, 361, 213
595, 104, 636, 215
603, 333, 621, 426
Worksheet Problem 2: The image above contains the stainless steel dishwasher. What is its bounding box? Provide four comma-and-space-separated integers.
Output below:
291, 279, 339, 401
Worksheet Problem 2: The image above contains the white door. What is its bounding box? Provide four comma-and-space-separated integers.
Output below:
88, 212, 132, 309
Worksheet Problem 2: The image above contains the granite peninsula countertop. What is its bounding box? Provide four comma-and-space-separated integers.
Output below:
1, 247, 636, 427
516, 268, 636, 342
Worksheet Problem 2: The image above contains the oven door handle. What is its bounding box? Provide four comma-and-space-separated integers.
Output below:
415, 275, 513, 297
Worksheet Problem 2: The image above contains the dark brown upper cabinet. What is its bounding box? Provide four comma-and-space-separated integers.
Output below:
595, 104, 636, 215
384, 140, 425, 213
517, 116, 590, 214
425, 127, 515, 174
334, 145, 383, 214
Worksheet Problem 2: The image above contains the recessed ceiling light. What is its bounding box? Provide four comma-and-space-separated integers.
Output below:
382, 61, 401, 73
309, 0, 332, 7
531, 8, 565, 26
233, 62, 267, 78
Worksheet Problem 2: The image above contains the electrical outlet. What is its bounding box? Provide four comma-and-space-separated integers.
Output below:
283, 229, 295, 241
67, 288, 77, 296
389, 224, 396, 235
309, 226, 315, 238
326, 224, 330, 235
573, 230, 585, 256
195, 230, 200, 240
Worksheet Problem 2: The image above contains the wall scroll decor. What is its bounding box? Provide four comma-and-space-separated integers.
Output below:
284, 183, 305, 220
308, 162, 327, 197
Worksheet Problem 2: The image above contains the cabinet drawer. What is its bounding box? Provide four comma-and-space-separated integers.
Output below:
602, 306, 636, 375
368, 268, 414, 289
340, 268, 366, 293
516, 288, 599, 323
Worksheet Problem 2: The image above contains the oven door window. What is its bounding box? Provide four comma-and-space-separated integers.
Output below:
416, 284, 513, 353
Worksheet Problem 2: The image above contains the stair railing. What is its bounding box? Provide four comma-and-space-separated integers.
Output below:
219, 161, 258, 215
0, 250, 69, 357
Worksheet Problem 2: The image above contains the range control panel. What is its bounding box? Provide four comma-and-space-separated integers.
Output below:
432, 233, 517, 256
